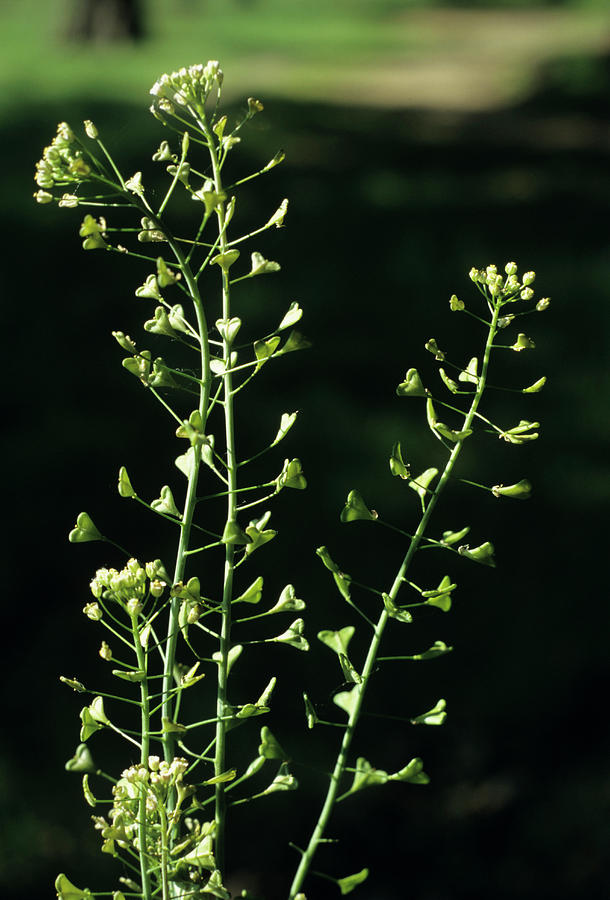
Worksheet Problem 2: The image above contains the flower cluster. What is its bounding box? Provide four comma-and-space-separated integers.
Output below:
150, 61, 223, 119
122, 755, 190, 794
34, 122, 92, 197
91, 755, 202, 873
89, 558, 166, 612
92, 756, 192, 857
468, 262, 549, 308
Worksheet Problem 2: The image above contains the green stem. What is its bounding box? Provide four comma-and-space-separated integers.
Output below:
200, 112, 237, 880
158, 803, 171, 900
141, 194, 213, 899
158, 220, 212, 755
288, 304, 501, 899
131, 611, 152, 900
94, 140, 126, 189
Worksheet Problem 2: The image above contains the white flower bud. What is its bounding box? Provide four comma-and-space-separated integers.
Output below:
150, 579, 166, 598
34, 162, 54, 189
504, 261, 518, 276
204, 60, 222, 82
109, 572, 122, 593
84, 602, 102, 621
170, 757, 189, 779
126, 598, 142, 616
84, 120, 98, 139
158, 98, 175, 114
145, 561, 159, 579
522, 271, 536, 286
57, 122, 74, 142
489, 275, 504, 296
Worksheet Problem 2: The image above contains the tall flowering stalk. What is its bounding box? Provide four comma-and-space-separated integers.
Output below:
40, 62, 307, 900
36, 62, 548, 900
288, 261, 548, 897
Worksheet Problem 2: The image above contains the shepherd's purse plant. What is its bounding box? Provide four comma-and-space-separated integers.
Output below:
35, 61, 549, 900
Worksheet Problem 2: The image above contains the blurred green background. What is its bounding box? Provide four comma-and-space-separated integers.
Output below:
3, 0, 610, 898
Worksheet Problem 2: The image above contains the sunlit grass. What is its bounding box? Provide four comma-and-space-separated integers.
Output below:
0, 0, 413, 113
1, 0, 608, 118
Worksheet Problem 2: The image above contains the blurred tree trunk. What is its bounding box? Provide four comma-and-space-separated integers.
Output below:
67, 0, 145, 41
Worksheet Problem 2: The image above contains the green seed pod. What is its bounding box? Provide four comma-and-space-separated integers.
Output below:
491, 479, 532, 500
396, 368, 427, 397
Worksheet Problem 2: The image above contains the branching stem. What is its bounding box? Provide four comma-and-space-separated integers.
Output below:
288, 304, 501, 899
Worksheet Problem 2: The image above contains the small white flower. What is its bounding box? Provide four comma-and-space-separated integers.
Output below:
58, 193, 79, 208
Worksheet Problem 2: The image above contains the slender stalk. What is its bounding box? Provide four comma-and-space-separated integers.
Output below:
288, 304, 501, 899
158, 804, 171, 900
142, 188, 214, 900
199, 111, 237, 879
159, 228, 212, 761
131, 611, 152, 900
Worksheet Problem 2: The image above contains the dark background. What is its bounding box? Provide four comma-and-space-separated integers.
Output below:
2, 1, 610, 899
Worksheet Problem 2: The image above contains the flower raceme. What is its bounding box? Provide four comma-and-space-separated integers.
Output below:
34, 122, 92, 193
149, 61, 223, 117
